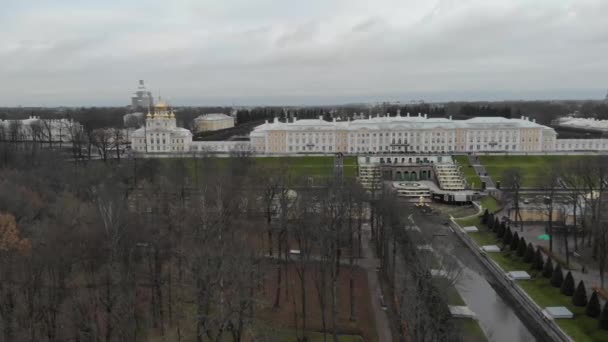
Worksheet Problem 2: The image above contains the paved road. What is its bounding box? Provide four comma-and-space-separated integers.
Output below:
361, 223, 393, 342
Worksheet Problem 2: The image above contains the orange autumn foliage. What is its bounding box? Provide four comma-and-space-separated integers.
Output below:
0, 212, 31, 256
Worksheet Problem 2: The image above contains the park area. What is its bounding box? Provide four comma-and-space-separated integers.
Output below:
478, 155, 591, 188
160, 156, 358, 183
456, 212, 608, 342
453, 156, 482, 189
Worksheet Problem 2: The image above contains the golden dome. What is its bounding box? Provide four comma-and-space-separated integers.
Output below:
155, 101, 168, 109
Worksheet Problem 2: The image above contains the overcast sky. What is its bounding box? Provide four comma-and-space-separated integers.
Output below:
1, 0, 607, 106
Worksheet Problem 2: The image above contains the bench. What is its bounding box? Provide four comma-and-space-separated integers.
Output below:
592, 286, 608, 302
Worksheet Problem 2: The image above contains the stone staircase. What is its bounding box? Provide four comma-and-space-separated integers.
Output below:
434, 163, 466, 191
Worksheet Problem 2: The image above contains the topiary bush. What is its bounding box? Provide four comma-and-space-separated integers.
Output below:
561, 271, 575, 296
532, 249, 544, 271
599, 302, 608, 330
510, 232, 520, 251
482, 209, 489, 224
493, 218, 500, 232
573, 280, 588, 307
503, 228, 512, 246
587, 291, 601, 318
517, 237, 527, 257
497, 222, 506, 238
543, 258, 554, 278
551, 264, 563, 288
524, 243, 535, 263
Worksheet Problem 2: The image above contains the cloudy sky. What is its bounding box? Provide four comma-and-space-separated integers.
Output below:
1, 0, 607, 106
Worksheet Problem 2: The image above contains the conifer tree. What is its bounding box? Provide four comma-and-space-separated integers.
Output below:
551, 264, 564, 288
532, 249, 544, 270
587, 291, 601, 318
503, 228, 512, 246
573, 280, 588, 307
482, 209, 489, 224
561, 271, 575, 296
524, 243, 535, 263
510, 232, 520, 251
599, 302, 608, 330
543, 258, 554, 278
517, 237, 526, 257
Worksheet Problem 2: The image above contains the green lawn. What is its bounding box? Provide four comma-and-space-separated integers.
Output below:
454, 156, 482, 189
480, 196, 501, 214
457, 215, 608, 341
455, 319, 488, 342
478, 156, 590, 188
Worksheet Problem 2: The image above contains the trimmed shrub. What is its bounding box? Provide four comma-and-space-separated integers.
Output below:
573, 280, 588, 307
551, 264, 564, 288
497, 222, 506, 238
524, 243, 535, 263
503, 228, 512, 246
587, 291, 601, 318
517, 237, 527, 257
482, 209, 489, 224
561, 271, 575, 296
510, 232, 520, 251
543, 258, 554, 278
487, 214, 494, 229
532, 249, 544, 270
493, 218, 500, 232
600, 302, 608, 330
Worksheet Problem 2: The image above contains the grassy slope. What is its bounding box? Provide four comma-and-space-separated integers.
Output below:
478, 156, 587, 188
454, 156, 482, 189
480, 196, 500, 214
161, 156, 358, 180
455, 216, 608, 342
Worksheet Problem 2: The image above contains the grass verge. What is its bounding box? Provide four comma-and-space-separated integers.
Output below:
456, 216, 608, 342
454, 156, 482, 189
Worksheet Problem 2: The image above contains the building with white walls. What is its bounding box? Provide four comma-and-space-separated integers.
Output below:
0, 116, 81, 143
193, 114, 235, 132
131, 102, 192, 153
249, 112, 608, 154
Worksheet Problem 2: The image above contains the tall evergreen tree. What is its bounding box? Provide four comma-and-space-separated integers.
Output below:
493, 217, 500, 232
600, 302, 608, 330
543, 258, 554, 278
532, 249, 544, 270
551, 264, 564, 288
497, 222, 506, 238
510, 232, 520, 251
481, 209, 489, 224
524, 243, 535, 263
503, 228, 512, 246
517, 237, 527, 257
561, 271, 575, 296
587, 291, 601, 318
573, 280, 588, 307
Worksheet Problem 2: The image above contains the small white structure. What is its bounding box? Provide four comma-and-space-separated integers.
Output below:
449, 306, 477, 319
482, 245, 500, 252
463, 226, 479, 233
508, 271, 531, 280
543, 306, 574, 319
193, 113, 235, 132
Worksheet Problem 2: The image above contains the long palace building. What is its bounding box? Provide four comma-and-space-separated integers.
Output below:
250, 112, 608, 154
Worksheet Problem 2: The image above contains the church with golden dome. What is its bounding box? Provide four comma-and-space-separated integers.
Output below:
131, 100, 193, 153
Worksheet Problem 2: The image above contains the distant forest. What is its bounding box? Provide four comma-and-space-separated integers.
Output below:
2, 100, 608, 130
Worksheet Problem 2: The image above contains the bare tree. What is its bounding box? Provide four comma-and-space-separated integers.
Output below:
503, 168, 524, 232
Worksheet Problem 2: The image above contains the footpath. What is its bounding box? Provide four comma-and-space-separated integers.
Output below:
468, 155, 496, 190
361, 223, 393, 342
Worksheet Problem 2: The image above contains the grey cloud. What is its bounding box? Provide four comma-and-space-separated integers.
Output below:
1, 0, 607, 106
